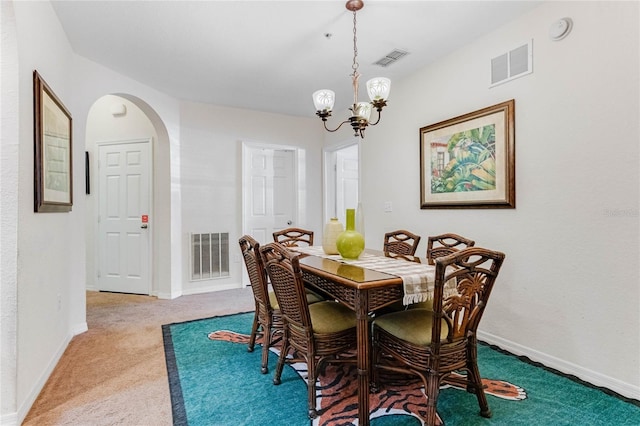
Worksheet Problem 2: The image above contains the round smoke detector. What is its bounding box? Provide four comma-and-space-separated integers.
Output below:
549, 17, 573, 41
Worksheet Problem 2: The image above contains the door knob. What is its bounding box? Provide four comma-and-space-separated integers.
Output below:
287, 220, 292, 225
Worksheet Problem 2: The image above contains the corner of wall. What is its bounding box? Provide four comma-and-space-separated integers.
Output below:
16, 332, 73, 425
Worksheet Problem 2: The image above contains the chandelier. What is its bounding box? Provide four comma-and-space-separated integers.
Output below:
312, 0, 390, 139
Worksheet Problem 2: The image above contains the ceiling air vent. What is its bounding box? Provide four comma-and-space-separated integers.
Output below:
374, 49, 409, 67
490, 40, 533, 87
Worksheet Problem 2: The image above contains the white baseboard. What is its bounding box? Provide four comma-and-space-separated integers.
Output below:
0, 412, 18, 426
478, 330, 640, 401
17, 330, 74, 425
72, 322, 88, 335
181, 282, 241, 296
156, 290, 181, 300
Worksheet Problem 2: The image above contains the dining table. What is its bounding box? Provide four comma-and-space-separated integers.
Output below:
291, 246, 444, 426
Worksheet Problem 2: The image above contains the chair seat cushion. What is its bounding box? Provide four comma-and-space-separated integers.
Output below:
374, 308, 448, 346
373, 298, 433, 316
309, 301, 356, 334
409, 299, 433, 311
269, 289, 323, 309
268, 291, 279, 310
305, 289, 325, 304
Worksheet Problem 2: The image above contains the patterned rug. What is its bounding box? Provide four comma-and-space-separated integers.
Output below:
206, 329, 525, 425
163, 312, 640, 426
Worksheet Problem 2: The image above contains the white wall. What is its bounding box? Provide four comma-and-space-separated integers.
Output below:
5, 0, 184, 422
84, 97, 323, 298
12, 1, 85, 420
179, 101, 324, 294
1, 2, 20, 424
356, 1, 639, 398
71, 56, 182, 300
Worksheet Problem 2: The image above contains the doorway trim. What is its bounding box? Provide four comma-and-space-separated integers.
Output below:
323, 139, 360, 225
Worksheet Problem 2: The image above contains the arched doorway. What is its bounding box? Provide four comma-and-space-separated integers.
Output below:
85, 95, 173, 297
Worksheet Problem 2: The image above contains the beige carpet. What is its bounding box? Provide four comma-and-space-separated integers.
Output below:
23, 288, 255, 426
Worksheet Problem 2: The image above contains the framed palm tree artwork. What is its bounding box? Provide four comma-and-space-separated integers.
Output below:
420, 99, 515, 209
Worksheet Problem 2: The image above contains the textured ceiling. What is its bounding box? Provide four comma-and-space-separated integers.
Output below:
51, 1, 541, 117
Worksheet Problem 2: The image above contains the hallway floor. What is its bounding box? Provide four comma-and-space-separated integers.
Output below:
23, 288, 255, 425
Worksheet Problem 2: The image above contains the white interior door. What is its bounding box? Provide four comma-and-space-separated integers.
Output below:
335, 144, 359, 225
242, 144, 297, 285
243, 145, 296, 243
325, 143, 359, 226
97, 139, 151, 295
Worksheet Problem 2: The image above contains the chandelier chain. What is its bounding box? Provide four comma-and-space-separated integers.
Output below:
352, 10, 359, 74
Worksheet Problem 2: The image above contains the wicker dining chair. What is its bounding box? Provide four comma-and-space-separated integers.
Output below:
273, 227, 314, 247
383, 229, 422, 256
402, 233, 477, 312
259, 242, 357, 419
372, 247, 505, 425
239, 235, 283, 374
426, 233, 475, 265
239, 236, 324, 373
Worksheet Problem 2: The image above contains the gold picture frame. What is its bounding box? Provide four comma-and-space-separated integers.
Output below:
420, 99, 515, 209
34, 70, 73, 212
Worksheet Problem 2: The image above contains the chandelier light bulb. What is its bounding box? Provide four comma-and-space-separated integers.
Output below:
366, 77, 391, 102
353, 102, 372, 122
313, 89, 335, 112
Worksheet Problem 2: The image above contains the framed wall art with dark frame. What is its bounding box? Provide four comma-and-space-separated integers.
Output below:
33, 70, 73, 212
420, 99, 515, 209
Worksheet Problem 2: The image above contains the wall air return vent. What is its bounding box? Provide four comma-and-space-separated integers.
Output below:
190, 232, 230, 281
374, 49, 409, 67
490, 40, 533, 87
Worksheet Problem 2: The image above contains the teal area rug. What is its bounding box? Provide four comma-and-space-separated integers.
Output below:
163, 312, 640, 425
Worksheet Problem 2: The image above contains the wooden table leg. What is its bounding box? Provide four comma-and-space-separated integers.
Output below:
355, 290, 370, 426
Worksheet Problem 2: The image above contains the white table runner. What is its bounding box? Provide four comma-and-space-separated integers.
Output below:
291, 246, 453, 305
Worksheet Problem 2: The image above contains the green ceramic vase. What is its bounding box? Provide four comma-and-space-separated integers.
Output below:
336, 209, 365, 260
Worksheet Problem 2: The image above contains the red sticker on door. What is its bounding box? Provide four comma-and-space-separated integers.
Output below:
141, 215, 148, 223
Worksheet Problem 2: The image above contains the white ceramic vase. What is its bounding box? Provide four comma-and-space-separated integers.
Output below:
322, 217, 344, 255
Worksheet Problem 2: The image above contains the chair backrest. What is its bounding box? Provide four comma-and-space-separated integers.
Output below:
426, 233, 475, 265
239, 235, 271, 311
431, 247, 505, 348
383, 230, 421, 256
259, 242, 312, 331
273, 228, 314, 247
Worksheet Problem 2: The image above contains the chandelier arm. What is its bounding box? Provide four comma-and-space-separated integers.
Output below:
323, 119, 351, 133
369, 109, 382, 126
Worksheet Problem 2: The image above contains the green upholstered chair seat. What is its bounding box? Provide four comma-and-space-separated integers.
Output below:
408, 299, 433, 311
269, 289, 323, 309
268, 291, 279, 310
305, 289, 325, 304
309, 301, 356, 334
375, 298, 433, 316
373, 308, 448, 346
